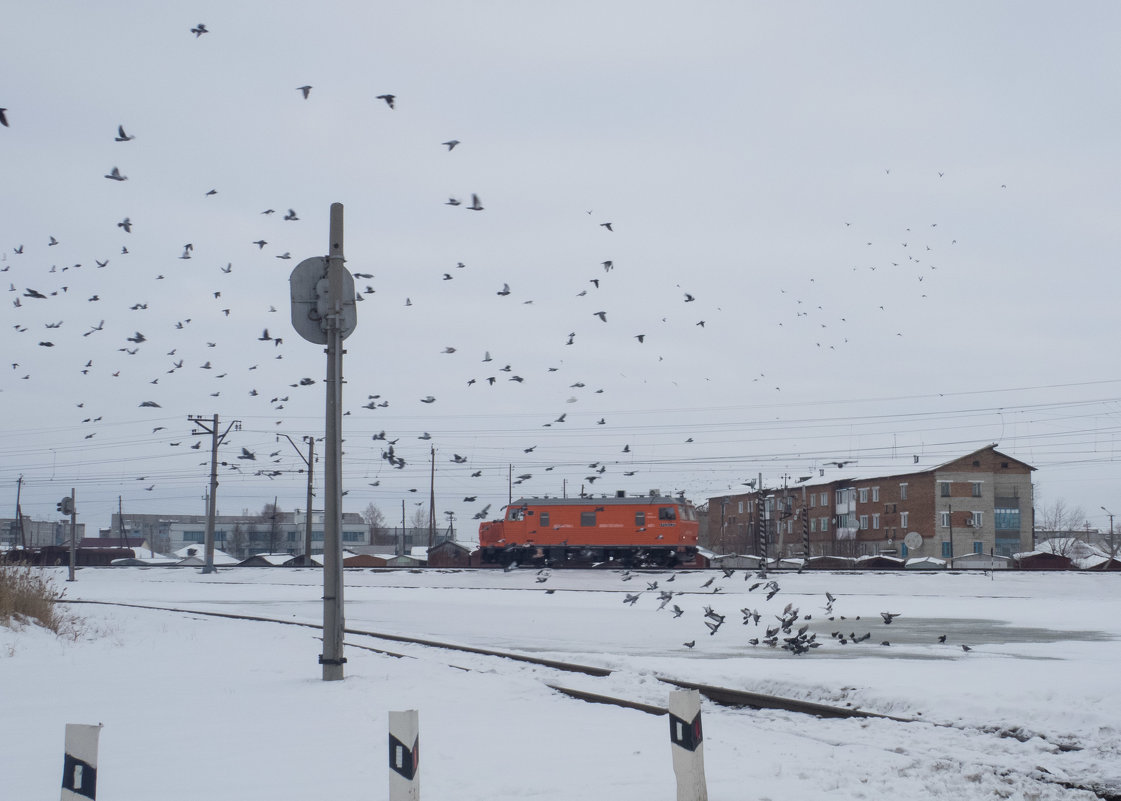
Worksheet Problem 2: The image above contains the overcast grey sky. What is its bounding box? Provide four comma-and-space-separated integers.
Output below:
3, 2, 1120, 537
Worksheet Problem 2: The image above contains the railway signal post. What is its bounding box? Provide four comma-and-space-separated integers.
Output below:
289, 203, 357, 681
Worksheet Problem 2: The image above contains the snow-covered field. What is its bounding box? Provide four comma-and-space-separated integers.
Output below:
3, 566, 1119, 800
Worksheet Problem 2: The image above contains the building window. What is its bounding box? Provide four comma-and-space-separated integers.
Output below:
859, 515, 869, 530
820, 517, 829, 531
973, 541, 983, 554
942, 541, 952, 558
970, 511, 984, 528
940, 511, 950, 528
994, 507, 1020, 531
821, 492, 829, 506
737, 501, 743, 514
900, 511, 909, 528
858, 488, 869, 503
871, 487, 880, 502
183, 531, 204, 543
580, 511, 596, 526
634, 511, 645, 527
972, 482, 982, 497
940, 482, 951, 497
810, 517, 817, 532
899, 483, 908, 500
835, 489, 844, 505
808, 494, 815, 509
872, 514, 880, 530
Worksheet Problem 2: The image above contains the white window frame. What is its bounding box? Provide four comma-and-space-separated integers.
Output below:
871, 487, 880, 503
858, 488, 869, 503
859, 514, 869, 530
971, 511, 984, 528
900, 511, 909, 527
820, 517, 829, 531
940, 511, 950, 528
899, 483, 908, 500
810, 517, 817, 532
872, 513, 880, 530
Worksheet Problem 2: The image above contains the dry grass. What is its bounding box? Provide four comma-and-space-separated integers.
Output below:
0, 565, 77, 636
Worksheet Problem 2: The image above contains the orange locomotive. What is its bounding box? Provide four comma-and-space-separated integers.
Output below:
478, 493, 699, 567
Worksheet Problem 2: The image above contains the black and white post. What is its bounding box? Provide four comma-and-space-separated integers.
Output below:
669, 689, 707, 801
60, 723, 102, 801
388, 709, 420, 801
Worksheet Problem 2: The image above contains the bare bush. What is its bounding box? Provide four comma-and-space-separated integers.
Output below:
0, 566, 78, 636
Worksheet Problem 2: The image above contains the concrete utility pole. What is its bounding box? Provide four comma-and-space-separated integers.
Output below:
278, 433, 316, 563
321, 204, 347, 680
188, 414, 240, 573
428, 445, 436, 550
14, 474, 27, 550
289, 202, 357, 681
67, 488, 76, 582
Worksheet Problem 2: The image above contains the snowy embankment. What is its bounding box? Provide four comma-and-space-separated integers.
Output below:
2, 567, 1119, 800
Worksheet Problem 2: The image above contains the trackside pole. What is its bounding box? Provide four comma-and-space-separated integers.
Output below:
388, 710, 420, 801
61, 723, 102, 801
669, 690, 707, 801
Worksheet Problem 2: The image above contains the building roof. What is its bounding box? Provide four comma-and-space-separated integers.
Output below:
716, 445, 1035, 500
511, 494, 688, 508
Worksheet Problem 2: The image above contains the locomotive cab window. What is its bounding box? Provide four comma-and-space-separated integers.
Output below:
580, 511, 596, 526
658, 507, 676, 521
508, 507, 525, 521
635, 511, 646, 527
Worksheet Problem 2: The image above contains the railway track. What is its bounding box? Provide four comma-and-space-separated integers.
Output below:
63, 598, 1119, 799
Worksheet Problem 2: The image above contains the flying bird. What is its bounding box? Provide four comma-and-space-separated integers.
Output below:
297, 85, 312, 99
467, 194, 484, 211
115, 125, 134, 142
442, 139, 460, 150
190, 23, 209, 37
376, 94, 396, 108
0, 108, 8, 127
104, 166, 127, 181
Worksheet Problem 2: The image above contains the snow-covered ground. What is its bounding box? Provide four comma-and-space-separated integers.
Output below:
3, 566, 1119, 800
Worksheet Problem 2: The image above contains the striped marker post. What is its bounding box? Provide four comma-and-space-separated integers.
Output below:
669, 690, 707, 801
388, 710, 419, 801
61, 723, 102, 801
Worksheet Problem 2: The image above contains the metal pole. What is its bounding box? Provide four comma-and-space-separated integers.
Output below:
205, 414, 219, 573
321, 202, 346, 681
948, 503, 953, 567
305, 436, 315, 563
67, 487, 76, 582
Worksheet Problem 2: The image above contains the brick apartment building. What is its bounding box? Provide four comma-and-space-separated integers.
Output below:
707, 445, 1034, 561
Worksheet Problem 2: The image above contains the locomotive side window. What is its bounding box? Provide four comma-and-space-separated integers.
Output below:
658, 506, 676, 521
635, 511, 645, 527
580, 511, 596, 526
540, 512, 550, 527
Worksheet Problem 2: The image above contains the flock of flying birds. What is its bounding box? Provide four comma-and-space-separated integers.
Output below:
2, 20, 974, 524
532, 566, 977, 656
